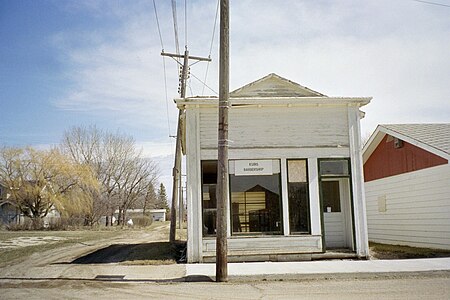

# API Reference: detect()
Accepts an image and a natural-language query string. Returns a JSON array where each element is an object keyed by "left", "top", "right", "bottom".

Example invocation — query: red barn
[{"left": 363, "top": 124, "right": 450, "bottom": 250}]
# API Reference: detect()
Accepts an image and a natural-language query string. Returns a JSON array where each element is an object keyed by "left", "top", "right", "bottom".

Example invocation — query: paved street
[{"left": 1, "top": 273, "right": 449, "bottom": 299}]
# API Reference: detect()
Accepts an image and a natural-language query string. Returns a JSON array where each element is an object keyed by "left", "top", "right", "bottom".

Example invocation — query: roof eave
[
  {"left": 363, "top": 125, "right": 450, "bottom": 163},
  {"left": 175, "top": 96, "right": 372, "bottom": 108}
]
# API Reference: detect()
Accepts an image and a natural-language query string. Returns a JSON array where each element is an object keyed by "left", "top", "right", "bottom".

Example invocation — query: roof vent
[{"left": 394, "top": 138, "right": 403, "bottom": 149}]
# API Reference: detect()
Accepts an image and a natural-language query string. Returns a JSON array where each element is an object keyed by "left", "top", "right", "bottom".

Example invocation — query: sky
[{"left": 1, "top": 0, "right": 449, "bottom": 195}]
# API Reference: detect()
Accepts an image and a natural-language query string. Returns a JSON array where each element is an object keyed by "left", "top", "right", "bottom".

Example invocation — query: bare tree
[
  {"left": 0, "top": 146, "right": 96, "bottom": 228},
  {"left": 115, "top": 156, "right": 159, "bottom": 226},
  {"left": 61, "top": 126, "right": 159, "bottom": 226}
]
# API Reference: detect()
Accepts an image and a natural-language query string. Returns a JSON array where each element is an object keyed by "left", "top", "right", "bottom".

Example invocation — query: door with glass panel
[{"left": 319, "top": 159, "right": 354, "bottom": 249}]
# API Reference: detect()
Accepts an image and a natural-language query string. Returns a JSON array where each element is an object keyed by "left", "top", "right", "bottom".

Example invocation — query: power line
[
  {"left": 190, "top": 71, "right": 218, "bottom": 95},
  {"left": 171, "top": 0, "right": 181, "bottom": 56},
  {"left": 185, "top": 0, "right": 188, "bottom": 48},
  {"left": 152, "top": 0, "right": 171, "bottom": 136},
  {"left": 411, "top": 0, "right": 450, "bottom": 7},
  {"left": 202, "top": 0, "right": 220, "bottom": 95},
  {"left": 162, "top": 57, "right": 172, "bottom": 136},
  {"left": 152, "top": 0, "right": 164, "bottom": 51}
]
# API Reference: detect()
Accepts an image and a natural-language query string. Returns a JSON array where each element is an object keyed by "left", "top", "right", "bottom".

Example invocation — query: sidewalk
[
  {"left": 186, "top": 258, "right": 450, "bottom": 277},
  {"left": 2, "top": 258, "right": 450, "bottom": 282}
]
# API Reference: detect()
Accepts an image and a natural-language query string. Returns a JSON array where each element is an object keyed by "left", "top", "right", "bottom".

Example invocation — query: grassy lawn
[{"left": 370, "top": 242, "right": 450, "bottom": 259}]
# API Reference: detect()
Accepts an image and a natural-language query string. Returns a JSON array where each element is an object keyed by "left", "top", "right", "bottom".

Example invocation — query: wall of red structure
[{"left": 364, "top": 135, "right": 448, "bottom": 182}]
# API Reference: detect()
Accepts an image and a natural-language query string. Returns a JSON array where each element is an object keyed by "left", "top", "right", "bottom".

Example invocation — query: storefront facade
[{"left": 177, "top": 74, "right": 371, "bottom": 263}]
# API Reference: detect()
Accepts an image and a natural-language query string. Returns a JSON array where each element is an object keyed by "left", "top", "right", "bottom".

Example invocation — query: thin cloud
[{"left": 49, "top": 0, "right": 449, "bottom": 146}]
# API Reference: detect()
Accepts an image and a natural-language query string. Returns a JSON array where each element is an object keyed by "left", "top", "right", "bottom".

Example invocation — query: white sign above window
[{"left": 234, "top": 160, "right": 274, "bottom": 176}]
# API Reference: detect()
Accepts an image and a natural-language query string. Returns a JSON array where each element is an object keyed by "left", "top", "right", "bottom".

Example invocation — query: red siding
[{"left": 364, "top": 135, "right": 448, "bottom": 182}]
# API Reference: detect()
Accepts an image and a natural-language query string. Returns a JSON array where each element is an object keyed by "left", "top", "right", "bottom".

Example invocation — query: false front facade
[{"left": 178, "top": 74, "right": 371, "bottom": 262}]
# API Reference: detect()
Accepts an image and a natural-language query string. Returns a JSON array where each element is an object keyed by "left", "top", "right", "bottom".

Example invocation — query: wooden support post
[{"left": 216, "top": 0, "right": 229, "bottom": 282}]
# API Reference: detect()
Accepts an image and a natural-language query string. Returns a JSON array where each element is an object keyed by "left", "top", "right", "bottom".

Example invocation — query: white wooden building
[
  {"left": 363, "top": 124, "right": 450, "bottom": 250},
  {"left": 177, "top": 74, "right": 371, "bottom": 262}
]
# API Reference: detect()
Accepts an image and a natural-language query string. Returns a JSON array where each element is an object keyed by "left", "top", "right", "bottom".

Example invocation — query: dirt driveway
[{"left": 0, "top": 223, "right": 186, "bottom": 280}]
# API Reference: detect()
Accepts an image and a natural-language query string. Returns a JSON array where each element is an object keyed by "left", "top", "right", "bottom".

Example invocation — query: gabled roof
[
  {"left": 176, "top": 73, "right": 371, "bottom": 107},
  {"left": 363, "top": 123, "right": 450, "bottom": 162},
  {"left": 230, "top": 73, "right": 325, "bottom": 98}
]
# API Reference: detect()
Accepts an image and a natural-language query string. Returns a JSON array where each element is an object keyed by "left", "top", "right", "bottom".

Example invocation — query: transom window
[{"left": 319, "top": 160, "right": 349, "bottom": 177}]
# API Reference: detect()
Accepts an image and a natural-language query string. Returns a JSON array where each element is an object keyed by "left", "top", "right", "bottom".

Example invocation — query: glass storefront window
[
  {"left": 230, "top": 160, "right": 282, "bottom": 235},
  {"left": 202, "top": 161, "right": 217, "bottom": 236},
  {"left": 287, "top": 160, "right": 310, "bottom": 234}
]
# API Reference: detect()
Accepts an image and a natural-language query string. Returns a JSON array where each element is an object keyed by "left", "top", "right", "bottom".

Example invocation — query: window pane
[
  {"left": 322, "top": 181, "right": 341, "bottom": 212},
  {"left": 202, "top": 161, "right": 217, "bottom": 236},
  {"left": 320, "top": 160, "right": 349, "bottom": 176},
  {"left": 230, "top": 173, "right": 281, "bottom": 235},
  {"left": 288, "top": 160, "right": 310, "bottom": 234}
]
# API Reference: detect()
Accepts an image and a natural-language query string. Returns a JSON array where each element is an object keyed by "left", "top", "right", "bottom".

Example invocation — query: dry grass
[
  {"left": 369, "top": 242, "right": 450, "bottom": 259},
  {"left": 0, "top": 229, "right": 128, "bottom": 267},
  {"left": 0, "top": 222, "right": 185, "bottom": 267}
]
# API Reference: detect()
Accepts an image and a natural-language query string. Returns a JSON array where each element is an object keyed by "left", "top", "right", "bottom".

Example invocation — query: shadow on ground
[{"left": 71, "top": 241, "right": 186, "bottom": 264}]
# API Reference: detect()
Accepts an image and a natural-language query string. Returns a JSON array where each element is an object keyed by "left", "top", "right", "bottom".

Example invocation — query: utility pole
[
  {"left": 216, "top": 0, "right": 229, "bottom": 282},
  {"left": 179, "top": 181, "right": 184, "bottom": 227},
  {"left": 162, "top": 50, "right": 210, "bottom": 243},
  {"left": 178, "top": 175, "right": 183, "bottom": 229}
]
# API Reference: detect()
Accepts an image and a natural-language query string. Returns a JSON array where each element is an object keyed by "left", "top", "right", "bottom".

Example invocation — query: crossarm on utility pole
[
  {"left": 166, "top": 49, "right": 211, "bottom": 243},
  {"left": 161, "top": 52, "right": 212, "bottom": 62}
]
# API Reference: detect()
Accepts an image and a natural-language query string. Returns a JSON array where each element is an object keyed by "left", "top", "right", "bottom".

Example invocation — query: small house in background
[
  {"left": 0, "top": 184, "right": 19, "bottom": 224},
  {"left": 117, "top": 208, "right": 167, "bottom": 222},
  {"left": 363, "top": 124, "right": 450, "bottom": 250},
  {"left": 177, "top": 73, "right": 372, "bottom": 263},
  {"left": 0, "top": 201, "right": 20, "bottom": 225},
  {"left": 149, "top": 209, "right": 166, "bottom": 222}
]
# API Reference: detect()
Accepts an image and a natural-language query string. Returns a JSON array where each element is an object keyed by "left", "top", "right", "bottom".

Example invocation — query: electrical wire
[
  {"left": 185, "top": 0, "right": 188, "bottom": 49},
  {"left": 162, "top": 57, "right": 172, "bottom": 136},
  {"left": 188, "top": 78, "right": 193, "bottom": 97},
  {"left": 202, "top": 0, "right": 220, "bottom": 95},
  {"left": 152, "top": 0, "right": 164, "bottom": 51},
  {"left": 411, "top": 0, "right": 450, "bottom": 7},
  {"left": 152, "top": 0, "right": 172, "bottom": 136},
  {"left": 171, "top": 0, "right": 181, "bottom": 57},
  {"left": 190, "top": 72, "right": 218, "bottom": 95}
]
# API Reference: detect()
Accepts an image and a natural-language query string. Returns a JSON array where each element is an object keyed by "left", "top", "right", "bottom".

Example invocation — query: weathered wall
[
  {"left": 199, "top": 106, "right": 349, "bottom": 150},
  {"left": 364, "top": 135, "right": 448, "bottom": 182},
  {"left": 365, "top": 164, "right": 450, "bottom": 250}
]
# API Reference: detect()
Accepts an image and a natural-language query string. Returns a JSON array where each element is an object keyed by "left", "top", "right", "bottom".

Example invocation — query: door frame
[{"left": 318, "top": 158, "right": 356, "bottom": 252}]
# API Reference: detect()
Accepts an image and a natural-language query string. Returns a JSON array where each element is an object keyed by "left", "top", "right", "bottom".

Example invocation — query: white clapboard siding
[
  {"left": 324, "top": 213, "right": 345, "bottom": 248},
  {"left": 202, "top": 236, "right": 322, "bottom": 257},
  {"left": 199, "top": 106, "right": 349, "bottom": 149},
  {"left": 365, "top": 164, "right": 450, "bottom": 250}
]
